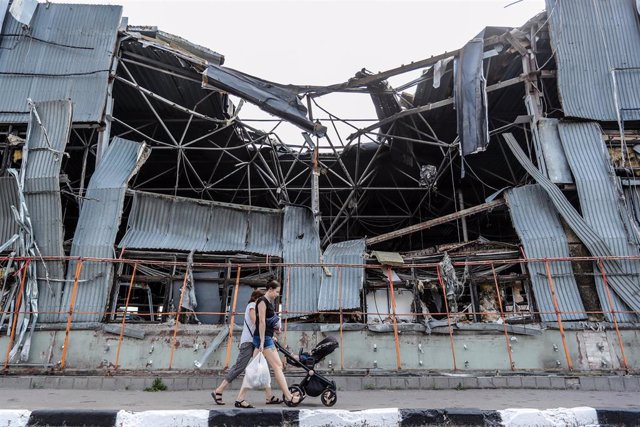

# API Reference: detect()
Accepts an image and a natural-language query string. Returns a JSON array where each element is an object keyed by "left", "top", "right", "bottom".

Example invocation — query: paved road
[{"left": 2, "top": 389, "right": 639, "bottom": 411}]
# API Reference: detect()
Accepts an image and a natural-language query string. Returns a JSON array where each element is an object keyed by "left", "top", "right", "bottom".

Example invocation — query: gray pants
[{"left": 224, "top": 342, "right": 255, "bottom": 383}]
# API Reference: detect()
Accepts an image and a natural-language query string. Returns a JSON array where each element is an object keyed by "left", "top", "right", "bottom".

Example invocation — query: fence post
[
  {"left": 544, "top": 260, "right": 573, "bottom": 370},
  {"left": 3, "top": 259, "right": 30, "bottom": 370},
  {"left": 436, "top": 264, "right": 458, "bottom": 370},
  {"left": 338, "top": 267, "right": 344, "bottom": 370},
  {"left": 169, "top": 264, "right": 191, "bottom": 370},
  {"left": 115, "top": 262, "right": 137, "bottom": 370},
  {"left": 224, "top": 266, "right": 241, "bottom": 369},
  {"left": 60, "top": 259, "right": 83, "bottom": 370},
  {"left": 283, "top": 267, "right": 291, "bottom": 348},
  {"left": 597, "top": 259, "right": 629, "bottom": 371},
  {"left": 491, "top": 263, "right": 515, "bottom": 370},
  {"left": 385, "top": 266, "right": 402, "bottom": 370}
]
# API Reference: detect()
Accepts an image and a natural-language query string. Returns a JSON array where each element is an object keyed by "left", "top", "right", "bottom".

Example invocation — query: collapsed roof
[{"left": 1, "top": 0, "right": 640, "bottom": 332}]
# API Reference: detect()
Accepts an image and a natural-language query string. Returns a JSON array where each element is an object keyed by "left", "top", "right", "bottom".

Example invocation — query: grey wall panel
[
  {"left": 0, "top": 4, "right": 121, "bottom": 124},
  {"left": 63, "top": 138, "right": 147, "bottom": 323},
  {"left": 282, "top": 206, "right": 322, "bottom": 319},
  {"left": 23, "top": 101, "right": 71, "bottom": 322},
  {"left": 246, "top": 211, "right": 283, "bottom": 257},
  {"left": 506, "top": 185, "right": 587, "bottom": 322},
  {"left": 546, "top": 0, "right": 640, "bottom": 121},
  {"left": 559, "top": 122, "right": 640, "bottom": 322},
  {"left": 204, "top": 206, "right": 247, "bottom": 253},
  {"left": 119, "top": 192, "right": 282, "bottom": 257},
  {"left": 318, "top": 239, "right": 366, "bottom": 312},
  {"left": 0, "top": 177, "right": 19, "bottom": 247},
  {"left": 167, "top": 201, "right": 211, "bottom": 251}
]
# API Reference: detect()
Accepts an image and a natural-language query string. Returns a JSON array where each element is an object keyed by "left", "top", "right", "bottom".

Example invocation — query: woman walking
[
  {"left": 234, "top": 280, "right": 300, "bottom": 408},
  {"left": 211, "top": 289, "right": 282, "bottom": 405}
]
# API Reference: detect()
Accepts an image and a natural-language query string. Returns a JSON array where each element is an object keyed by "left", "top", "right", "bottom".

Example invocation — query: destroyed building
[{"left": 0, "top": 0, "right": 639, "bottom": 372}]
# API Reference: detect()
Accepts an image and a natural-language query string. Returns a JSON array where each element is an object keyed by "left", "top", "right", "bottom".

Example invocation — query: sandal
[
  {"left": 266, "top": 396, "right": 283, "bottom": 405},
  {"left": 234, "top": 400, "right": 254, "bottom": 409},
  {"left": 283, "top": 394, "right": 300, "bottom": 408},
  {"left": 211, "top": 391, "right": 225, "bottom": 405}
]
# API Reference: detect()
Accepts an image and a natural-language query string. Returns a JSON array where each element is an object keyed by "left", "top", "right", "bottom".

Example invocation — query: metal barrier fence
[{"left": 1, "top": 255, "right": 638, "bottom": 372}]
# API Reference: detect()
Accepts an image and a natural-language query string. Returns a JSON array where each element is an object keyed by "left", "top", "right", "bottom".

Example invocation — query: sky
[{"left": 57, "top": 0, "right": 547, "bottom": 145}]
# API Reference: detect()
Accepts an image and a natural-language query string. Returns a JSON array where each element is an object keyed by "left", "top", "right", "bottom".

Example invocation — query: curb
[{"left": 1, "top": 407, "right": 639, "bottom": 426}]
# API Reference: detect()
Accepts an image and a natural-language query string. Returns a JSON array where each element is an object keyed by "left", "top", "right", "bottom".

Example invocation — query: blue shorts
[{"left": 253, "top": 335, "right": 275, "bottom": 350}]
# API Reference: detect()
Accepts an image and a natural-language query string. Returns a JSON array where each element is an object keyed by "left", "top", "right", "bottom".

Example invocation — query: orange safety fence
[{"left": 0, "top": 255, "right": 639, "bottom": 373}]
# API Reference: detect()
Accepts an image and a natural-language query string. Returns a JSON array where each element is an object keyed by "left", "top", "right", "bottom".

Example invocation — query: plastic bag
[{"left": 242, "top": 353, "right": 271, "bottom": 389}]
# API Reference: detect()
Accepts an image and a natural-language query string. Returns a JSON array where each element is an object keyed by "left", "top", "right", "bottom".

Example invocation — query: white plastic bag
[{"left": 242, "top": 353, "right": 271, "bottom": 389}]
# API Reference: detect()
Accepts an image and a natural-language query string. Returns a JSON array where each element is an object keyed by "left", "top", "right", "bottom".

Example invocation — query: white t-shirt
[{"left": 240, "top": 302, "right": 256, "bottom": 344}]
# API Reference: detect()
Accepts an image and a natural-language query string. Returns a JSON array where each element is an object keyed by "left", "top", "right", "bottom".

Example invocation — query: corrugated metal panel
[
  {"left": 0, "top": 177, "right": 19, "bottom": 247},
  {"left": 23, "top": 100, "right": 71, "bottom": 323},
  {"left": 504, "top": 133, "right": 640, "bottom": 319},
  {"left": 506, "top": 185, "right": 587, "bottom": 322},
  {"left": 203, "top": 206, "right": 247, "bottom": 253},
  {"left": 282, "top": 206, "right": 322, "bottom": 318},
  {"left": 624, "top": 186, "right": 640, "bottom": 226},
  {"left": 246, "top": 211, "right": 283, "bottom": 256},
  {"left": 62, "top": 137, "right": 147, "bottom": 322},
  {"left": 546, "top": 0, "right": 640, "bottom": 121},
  {"left": 318, "top": 239, "right": 366, "bottom": 311},
  {"left": 0, "top": 4, "right": 121, "bottom": 123},
  {"left": 559, "top": 122, "right": 640, "bottom": 322},
  {"left": 118, "top": 192, "right": 282, "bottom": 256},
  {"left": 536, "top": 118, "right": 573, "bottom": 184}
]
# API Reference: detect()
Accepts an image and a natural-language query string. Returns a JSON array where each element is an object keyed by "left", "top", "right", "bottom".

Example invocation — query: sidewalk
[{"left": 1, "top": 388, "right": 640, "bottom": 411}]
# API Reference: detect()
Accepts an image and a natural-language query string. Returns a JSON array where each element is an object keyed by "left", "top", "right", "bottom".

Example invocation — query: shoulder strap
[{"left": 245, "top": 318, "right": 255, "bottom": 336}]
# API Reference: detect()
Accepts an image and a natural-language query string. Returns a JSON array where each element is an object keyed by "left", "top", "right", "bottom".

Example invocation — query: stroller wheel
[
  {"left": 320, "top": 388, "right": 337, "bottom": 407},
  {"left": 286, "top": 384, "right": 305, "bottom": 406}
]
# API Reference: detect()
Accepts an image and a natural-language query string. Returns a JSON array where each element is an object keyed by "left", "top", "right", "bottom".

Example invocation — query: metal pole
[
  {"left": 224, "top": 266, "right": 242, "bottom": 369},
  {"left": 169, "top": 266, "right": 190, "bottom": 369},
  {"left": 338, "top": 267, "right": 344, "bottom": 370},
  {"left": 385, "top": 266, "right": 402, "bottom": 370},
  {"left": 60, "top": 260, "right": 83, "bottom": 370},
  {"left": 115, "top": 263, "right": 137, "bottom": 370},
  {"left": 491, "top": 263, "right": 515, "bottom": 370},
  {"left": 458, "top": 189, "right": 469, "bottom": 243},
  {"left": 436, "top": 264, "right": 458, "bottom": 370},
  {"left": 283, "top": 268, "right": 291, "bottom": 348},
  {"left": 544, "top": 260, "right": 573, "bottom": 370},
  {"left": 597, "top": 259, "right": 629, "bottom": 371},
  {"left": 3, "top": 260, "right": 30, "bottom": 370}
]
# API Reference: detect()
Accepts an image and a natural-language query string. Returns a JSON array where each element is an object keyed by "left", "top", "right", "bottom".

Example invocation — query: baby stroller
[{"left": 275, "top": 336, "right": 339, "bottom": 407}]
